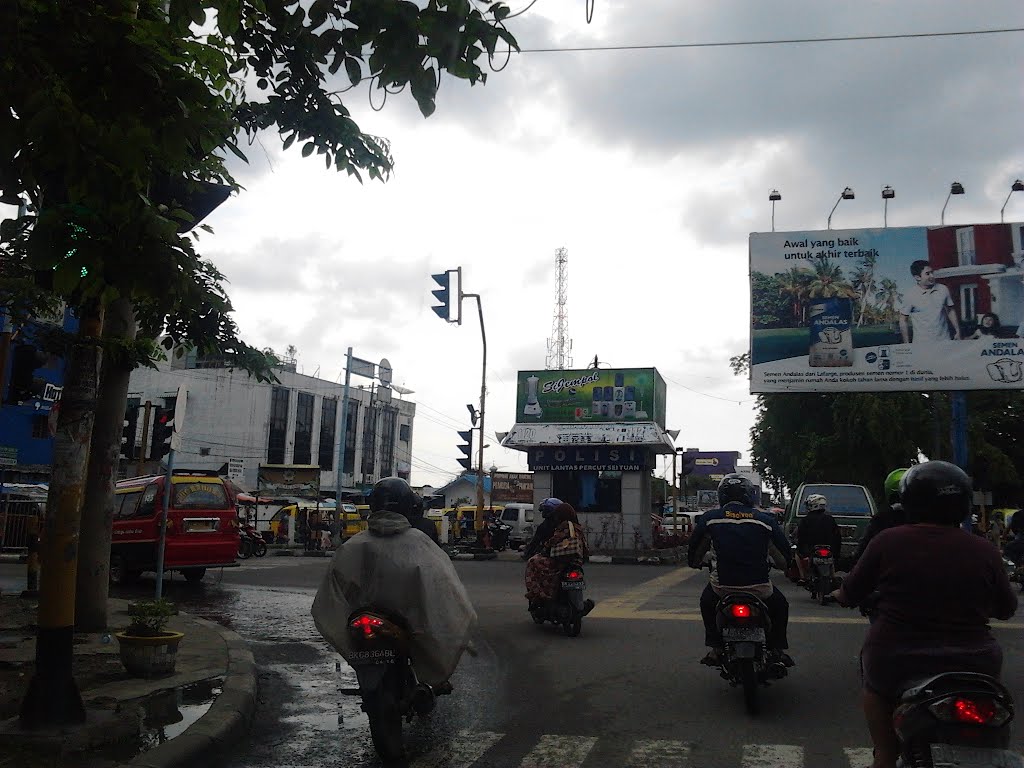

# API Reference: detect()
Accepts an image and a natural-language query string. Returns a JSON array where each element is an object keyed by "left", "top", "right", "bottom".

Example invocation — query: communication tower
[{"left": 545, "top": 247, "right": 573, "bottom": 370}]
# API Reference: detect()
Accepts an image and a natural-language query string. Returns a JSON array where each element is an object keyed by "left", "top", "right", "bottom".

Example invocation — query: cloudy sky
[{"left": 67, "top": 2, "right": 1024, "bottom": 486}]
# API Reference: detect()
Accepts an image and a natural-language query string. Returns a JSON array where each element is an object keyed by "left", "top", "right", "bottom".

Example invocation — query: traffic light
[
  {"left": 456, "top": 429, "right": 473, "bottom": 471},
  {"left": 150, "top": 407, "right": 174, "bottom": 460},
  {"left": 430, "top": 268, "right": 461, "bottom": 324},
  {"left": 5, "top": 344, "right": 48, "bottom": 404},
  {"left": 466, "top": 403, "right": 478, "bottom": 426},
  {"left": 681, "top": 453, "right": 696, "bottom": 477},
  {"left": 120, "top": 406, "right": 138, "bottom": 460}
]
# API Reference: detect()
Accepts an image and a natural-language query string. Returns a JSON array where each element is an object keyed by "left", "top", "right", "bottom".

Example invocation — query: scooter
[
  {"left": 486, "top": 519, "right": 512, "bottom": 551},
  {"left": 529, "top": 565, "right": 590, "bottom": 637},
  {"left": 807, "top": 544, "right": 835, "bottom": 606},
  {"left": 893, "top": 672, "right": 1022, "bottom": 767},
  {"left": 710, "top": 591, "right": 787, "bottom": 715},
  {"left": 238, "top": 522, "right": 267, "bottom": 558},
  {"left": 340, "top": 608, "right": 452, "bottom": 763}
]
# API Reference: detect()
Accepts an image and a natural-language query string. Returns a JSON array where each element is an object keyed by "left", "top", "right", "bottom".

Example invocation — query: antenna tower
[{"left": 545, "top": 247, "right": 573, "bottom": 370}]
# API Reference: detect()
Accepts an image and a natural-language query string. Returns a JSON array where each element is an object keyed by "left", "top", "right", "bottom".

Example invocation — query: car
[
  {"left": 497, "top": 503, "right": 535, "bottom": 546},
  {"left": 783, "top": 483, "right": 878, "bottom": 569}
]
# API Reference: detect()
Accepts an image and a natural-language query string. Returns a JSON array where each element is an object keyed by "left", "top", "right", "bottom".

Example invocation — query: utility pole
[{"left": 337, "top": 347, "right": 353, "bottom": 496}]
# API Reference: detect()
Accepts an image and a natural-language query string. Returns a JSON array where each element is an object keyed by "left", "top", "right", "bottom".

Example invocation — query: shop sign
[
  {"left": 527, "top": 446, "right": 651, "bottom": 472},
  {"left": 502, "top": 422, "right": 673, "bottom": 448},
  {"left": 491, "top": 472, "right": 533, "bottom": 503}
]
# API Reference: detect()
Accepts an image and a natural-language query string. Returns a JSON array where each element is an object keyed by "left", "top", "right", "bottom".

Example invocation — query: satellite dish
[{"left": 378, "top": 358, "right": 393, "bottom": 387}]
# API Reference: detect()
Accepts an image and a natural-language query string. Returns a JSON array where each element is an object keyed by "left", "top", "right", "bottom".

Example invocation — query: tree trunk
[
  {"left": 20, "top": 303, "right": 104, "bottom": 727},
  {"left": 75, "top": 298, "right": 136, "bottom": 631}
]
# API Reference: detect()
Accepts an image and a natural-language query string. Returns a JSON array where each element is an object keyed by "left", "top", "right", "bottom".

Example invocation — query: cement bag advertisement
[
  {"left": 749, "top": 222, "right": 1024, "bottom": 392},
  {"left": 515, "top": 368, "right": 667, "bottom": 426}
]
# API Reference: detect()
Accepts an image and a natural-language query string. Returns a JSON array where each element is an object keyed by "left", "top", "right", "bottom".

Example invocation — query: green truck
[{"left": 783, "top": 483, "right": 878, "bottom": 569}]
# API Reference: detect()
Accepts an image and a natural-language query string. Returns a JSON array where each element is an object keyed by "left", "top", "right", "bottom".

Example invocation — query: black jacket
[
  {"left": 853, "top": 503, "right": 907, "bottom": 562},
  {"left": 796, "top": 511, "right": 842, "bottom": 556},
  {"left": 410, "top": 516, "right": 440, "bottom": 545},
  {"left": 522, "top": 516, "right": 558, "bottom": 559}
]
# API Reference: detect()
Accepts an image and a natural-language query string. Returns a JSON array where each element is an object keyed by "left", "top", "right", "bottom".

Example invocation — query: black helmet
[
  {"left": 718, "top": 473, "right": 755, "bottom": 506},
  {"left": 899, "top": 460, "right": 972, "bottom": 526},
  {"left": 368, "top": 477, "right": 416, "bottom": 518}
]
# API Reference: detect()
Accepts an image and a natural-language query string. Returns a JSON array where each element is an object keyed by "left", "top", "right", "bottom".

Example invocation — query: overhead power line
[{"left": 517, "top": 26, "right": 1024, "bottom": 54}]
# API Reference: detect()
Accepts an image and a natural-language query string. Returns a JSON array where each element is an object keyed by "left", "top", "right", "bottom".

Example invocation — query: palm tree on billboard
[
  {"left": 807, "top": 257, "right": 858, "bottom": 299},
  {"left": 851, "top": 252, "right": 879, "bottom": 327}
]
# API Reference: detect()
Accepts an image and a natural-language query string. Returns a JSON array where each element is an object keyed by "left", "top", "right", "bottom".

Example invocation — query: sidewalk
[{"left": 0, "top": 594, "right": 256, "bottom": 768}]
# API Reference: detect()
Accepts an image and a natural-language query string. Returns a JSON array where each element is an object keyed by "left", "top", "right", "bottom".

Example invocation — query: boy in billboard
[{"left": 898, "top": 261, "right": 961, "bottom": 344}]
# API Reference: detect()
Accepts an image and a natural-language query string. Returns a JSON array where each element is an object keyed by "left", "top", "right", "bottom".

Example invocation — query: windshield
[{"left": 798, "top": 485, "right": 873, "bottom": 516}]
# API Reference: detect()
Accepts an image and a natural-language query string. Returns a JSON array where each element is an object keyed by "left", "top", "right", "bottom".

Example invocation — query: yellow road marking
[{"left": 588, "top": 567, "right": 699, "bottom": 618}]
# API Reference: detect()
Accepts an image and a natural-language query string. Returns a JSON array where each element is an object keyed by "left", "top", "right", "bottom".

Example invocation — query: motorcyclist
[
  {"left": 404, "top": 493, "right": 440, "bottom": 545},
  {"left": 834, "top": 461, "right": 1017, "bottom": 768},
  {"left": 688, "top": 474, "right": 795, "bottom": 668},
  {"left": 853, "top": 468, "right": 909, "bottom": 563},
  {"left": 311, "top": 477, "right": 476, "bottom": 693},
  {"left": 795, "top": 494, "right": 842, "bottom": 584},
  {"left": 521, "top": 497, "right": 563, "bottom": 560}
]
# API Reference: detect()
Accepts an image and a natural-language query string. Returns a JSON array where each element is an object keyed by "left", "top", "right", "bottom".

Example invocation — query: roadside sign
[
  {"left": 0, "top": 446, "right": 17, "bottom": 467},
  {"left": 228, "top": 458, "right": 244, "bottom": 482}
]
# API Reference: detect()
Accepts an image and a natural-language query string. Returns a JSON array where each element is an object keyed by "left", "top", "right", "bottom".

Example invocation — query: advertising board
[
  {"left": 749, "top": 222, "right": 1024, "bottom": 392},
  {"left": 515, "top": 368, "right": 666, "bottom": 426},
  {"left": 684, "top": 451, "right": 739, "bottom": 478},
  {"left": 491, "top": 472, "right": 534, "bottom": 503},
  {"left": 257, "top": 464, "right": 321, "bottom": 498}
]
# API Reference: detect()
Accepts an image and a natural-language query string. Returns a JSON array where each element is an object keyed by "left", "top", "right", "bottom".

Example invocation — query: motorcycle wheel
[
  {"left": 365, "top": 684, "right": 405, "bottom": 763},
  {"left": 565, "top": 617, "right": 582, "bottom": 637},
  {"left": 739, "top": 658, "right": 759, "bottom": 715},
  {"left": 238, "top": 538, "right": 252, "bottom": 559},
  {"left": 531, "top": 609, "right": 545, "bottom": 625},
  {"left": 253, "top": 539, "right": 268, "bottom": 557},
  {"left": 818, "top": 576, "right": 829, "bottom": 606}
]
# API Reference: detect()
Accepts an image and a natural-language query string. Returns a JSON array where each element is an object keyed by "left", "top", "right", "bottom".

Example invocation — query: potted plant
[{"left": 115, "top": 598, "right": 184, "bottom": 678}]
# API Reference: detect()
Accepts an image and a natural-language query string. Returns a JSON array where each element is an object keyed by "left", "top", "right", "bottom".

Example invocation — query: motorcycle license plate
[
  {"left": 347, "top": 648, "right": 397, "bottom": 666},
  {"left": 929, "top": 744, "right": 1024, "bottom": 768},
  {"left": 561, "top": 581, "right": 585, "bottom": 590},
  {"left": 722, "top": 626, "right": 765, "bottom": 643},
  {"left": 812, "top": 556, "right": 831, "bottom": 564}
]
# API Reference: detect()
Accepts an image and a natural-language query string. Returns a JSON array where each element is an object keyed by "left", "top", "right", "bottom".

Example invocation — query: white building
[{"left": 125, "top": 354, "right": 416, "bottom": 494}]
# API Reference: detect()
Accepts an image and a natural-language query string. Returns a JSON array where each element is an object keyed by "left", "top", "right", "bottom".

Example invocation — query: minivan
[
  {"left": 499, "top": 503, "right": 535, "bottom": 547},
  {"left": 111, "top": 471, "right": 240, "bottom": 584},
  {"left": 783, "top": 483, "right": 877, "bottom": 568}
]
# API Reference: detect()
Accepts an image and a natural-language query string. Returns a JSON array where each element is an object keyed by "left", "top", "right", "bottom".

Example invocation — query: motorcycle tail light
[
  {"left": 730, "top": 604, "right": 752, "bottom": 618},
  {"left": 349, "top": 614, "right": 386, "bottom": 639},
  {"left": 565, "top": 570, "right": 582, "bottom": 580},
  {"left": 928, "top": 696, "right": 1012, "bottom": 727},
  {"left": 816, "top": 547, "right": 831, "bottom": 557}
]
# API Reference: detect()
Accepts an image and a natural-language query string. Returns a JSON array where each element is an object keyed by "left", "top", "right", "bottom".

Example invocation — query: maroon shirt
[{"left": 840, "top": 524, "right": 1017, "bottom": 649}]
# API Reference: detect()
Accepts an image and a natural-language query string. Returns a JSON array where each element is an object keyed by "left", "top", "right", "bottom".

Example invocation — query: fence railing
[{"left": 0, "top": 498, "right": 45, "bottom": 551}]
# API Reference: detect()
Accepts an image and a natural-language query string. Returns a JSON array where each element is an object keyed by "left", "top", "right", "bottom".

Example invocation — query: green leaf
[
  {"left": 302, "top": 142, "right": 315, "bottom": 157},
  {"left": 282, "top": 133, "right": 296, "bottom": 150},
  {"left": 345, "top": 58, "right": 362, "bottom": 87}
]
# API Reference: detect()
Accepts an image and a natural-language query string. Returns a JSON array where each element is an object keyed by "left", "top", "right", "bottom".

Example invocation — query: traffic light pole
[
  {"left": 155, "top": 447, "right": 175, "bottom": 600},
  {"left": 336, "top": 347, "right": 353, "bottom": 497},
  {"left": 463, "top": 293, "right": 487, "bottom": 528}
]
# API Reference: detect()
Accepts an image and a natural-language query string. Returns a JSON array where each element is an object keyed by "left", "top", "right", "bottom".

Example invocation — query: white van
[{"left": 499, "top": 503, "right": 536, "bottom": 546}]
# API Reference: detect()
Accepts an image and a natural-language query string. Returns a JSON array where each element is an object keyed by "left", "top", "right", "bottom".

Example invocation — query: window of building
[
  {"left": 960, "top": 284, "right": 978, "bottom": 324},
  {"left": 956, "top": 227, "right": 976, "bottom": 266},
  {"left": 380, "top": 407, "right": 398, "bottom": 478},
  {"left": 293, "top": 392, "right": 314, "bottom": 465},
  {"left": 361, "top": 406, "right": 378, "bottom": 477},
  {"left": 399, "top": 423, "right": 411, "bottom": 443},
  {"left": 319, "top": 398, "right": 337, "bottom": 471},
  {"left": 344, "top": 400, "right": 359, "bottom": 475},
  {"left": 267, "top": 387, "right": 290, "bottom": 464}
]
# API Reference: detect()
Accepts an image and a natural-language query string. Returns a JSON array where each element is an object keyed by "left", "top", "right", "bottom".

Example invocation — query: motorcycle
[
  {"left": 711, "top": 591, "right": 787, "bottom": 715},
  {"left": 893, "top": 671, "right": 1022, "bottom": 767},
  {"left": 807, "top": 544, "right": 835, "bottom": 606},
  {"left": 237, "top": 522, "right": 267, "bottom": 558},
  {"left": 486, "top": 519, "right": 512, "bottom": 551},
  {"left": 340, "top": 609, "right": 452, "bottom": 763},
  {"left": 529, "top": 565, "right": 589, "bottom": 637}
]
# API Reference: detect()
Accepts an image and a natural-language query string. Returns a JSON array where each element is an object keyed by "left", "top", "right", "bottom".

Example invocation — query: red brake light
[
  {"left": 349, "top": 614, "right": 385, "bottom": 638},
  {"left": 928, "top": 696, "right": 1011, "bottom": 727},
  {"left": 730, "top": 604, "right": 752, "bottom": 618},
  {"left": 816, "top": 547, "right": 831, "bottom": 557},
  {"left": 566, "top": 570, "right": 581, "bottom": 580}
]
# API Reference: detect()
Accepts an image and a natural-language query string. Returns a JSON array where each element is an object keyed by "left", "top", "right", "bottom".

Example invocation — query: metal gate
[{"left": 0, "top": 496, "right": 45, "bottom": 552}]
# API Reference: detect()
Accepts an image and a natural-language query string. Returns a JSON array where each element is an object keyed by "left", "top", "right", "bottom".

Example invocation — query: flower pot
[{"left": 115, "top": 631, "right": 185, "bottom": 678}]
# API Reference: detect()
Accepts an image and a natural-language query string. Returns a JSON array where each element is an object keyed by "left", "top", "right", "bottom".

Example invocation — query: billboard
[
  {"left": 491, "top": 472, "right": 534, "bottom": 503},
  {"left": 684, "top": 451, "right": 739, "bottom": 478},
  {"left": 257, "top": 464, "right": 321, "bottom": 498},
  {"left": 749, "top": 223, "right": 1024, "bottom": 392},
  {"left": 515, "top": 368, "right": 667, "bottom": 427}
]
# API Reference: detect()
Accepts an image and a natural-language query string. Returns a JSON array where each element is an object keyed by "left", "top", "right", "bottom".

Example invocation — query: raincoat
[{"left": 311, "top": 511, "right": 476, "bottom": 686}]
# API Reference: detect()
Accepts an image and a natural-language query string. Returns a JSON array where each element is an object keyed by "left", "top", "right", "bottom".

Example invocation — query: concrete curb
[
  {"left": 119, "top": 616, "right": 257, "bottom": 768},
  {"left": 452, "top": 552, "right": 498, "bottom": 561}
]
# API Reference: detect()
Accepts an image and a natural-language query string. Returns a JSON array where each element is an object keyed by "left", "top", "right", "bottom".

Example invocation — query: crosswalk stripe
[
  {"left": 843, "top": 747, "right": 874, "bottom": 767},
  {"left": 415, "top": 730, "right": 504, "bottom": 768},
  {"left": 519, "top": 734, "right": 598, "bottom": 767},
  {"left": 741, "top": 743, "right": 804, "bottom": 768},
  {"left": 626, "top": 738, "right": 692, "bottom": 767}
]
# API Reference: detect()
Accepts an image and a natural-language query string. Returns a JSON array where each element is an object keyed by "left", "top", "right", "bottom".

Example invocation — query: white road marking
[
  {"left": 843, "top": 747, "right": 875, "bottom": 767},
  {"left": 519, "top": 734, "right": 598, "bottom": 767},
  {"left": 417, "top": 730, "right": 505, "bottom": 768},
  {"left": 741, "top": 743, "right": 804, "bottom": 767},
  {"left": 626, "top": 738, "right": 692, "bottom": 767}
]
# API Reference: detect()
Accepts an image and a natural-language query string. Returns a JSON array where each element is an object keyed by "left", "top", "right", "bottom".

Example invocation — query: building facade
[{"left": 126, "top": 356, "right": 416, "bottom": 494}]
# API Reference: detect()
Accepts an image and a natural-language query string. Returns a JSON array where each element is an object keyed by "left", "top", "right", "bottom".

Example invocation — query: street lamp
[
  {"left": 1000, "top": 179, "right": 1024, "bottom": 224},
  {"left": 769, "top": 189, "right": 781, "bottom": 232},
  {"left": 827, "top": 187, "right": 855, "bottom": 230},
  {"left": 881, "top": 185, "right": 895, "bottom": 228},
  {"left": 940, "top": 181, "right": 965, "bottom": 226}
]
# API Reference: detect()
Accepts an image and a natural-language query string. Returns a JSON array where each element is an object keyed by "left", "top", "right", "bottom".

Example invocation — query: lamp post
[
  {"left": 1000, "top": 179, "right": 1024, "bottom": 224},
  {"left": 940, "top": 181, "right": 964, "bottom": 226},
  {"left": 769, "top": 189, "right": 781, "bottom": 232},
  {"left": 827, "top": 187, "right": 855, "bottom": 230},
  {"left": 882, "top": 185, "right": 895, "bottom": 228}
]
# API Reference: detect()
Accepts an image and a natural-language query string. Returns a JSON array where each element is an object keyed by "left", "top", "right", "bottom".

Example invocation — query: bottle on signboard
[{"left": 524, "top": 375, "right": 543, "bottom": 417}]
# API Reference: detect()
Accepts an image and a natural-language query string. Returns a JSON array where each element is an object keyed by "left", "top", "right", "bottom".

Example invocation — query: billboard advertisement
[
  {"left": 749, "top": 222, "right": 1024, "bottom": 392},
  {"left": 684, "top": 451, "right": 739, "bottom": 478},
  {"left": 515, "top": 368, "right": 667, "bottom": 427}
]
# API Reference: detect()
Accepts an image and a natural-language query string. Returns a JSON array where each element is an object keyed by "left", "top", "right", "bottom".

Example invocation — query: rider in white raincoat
[{"left": 311, "top": 477, "right": 476, "bottom": 687}]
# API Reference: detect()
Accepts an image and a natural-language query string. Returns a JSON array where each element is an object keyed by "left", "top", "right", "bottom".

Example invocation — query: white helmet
[{"left": 806, "top": 494, "right": 829, "bottom": 513}]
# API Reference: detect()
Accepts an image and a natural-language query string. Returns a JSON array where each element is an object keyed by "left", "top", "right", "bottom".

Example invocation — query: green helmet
[{"left": 884, "top": 468, "right": 909, "bottom": 504}]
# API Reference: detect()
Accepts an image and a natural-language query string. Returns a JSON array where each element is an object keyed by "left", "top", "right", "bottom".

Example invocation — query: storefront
[{"left": 499, "top": 368, "right": 677, "bottom": 551}]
